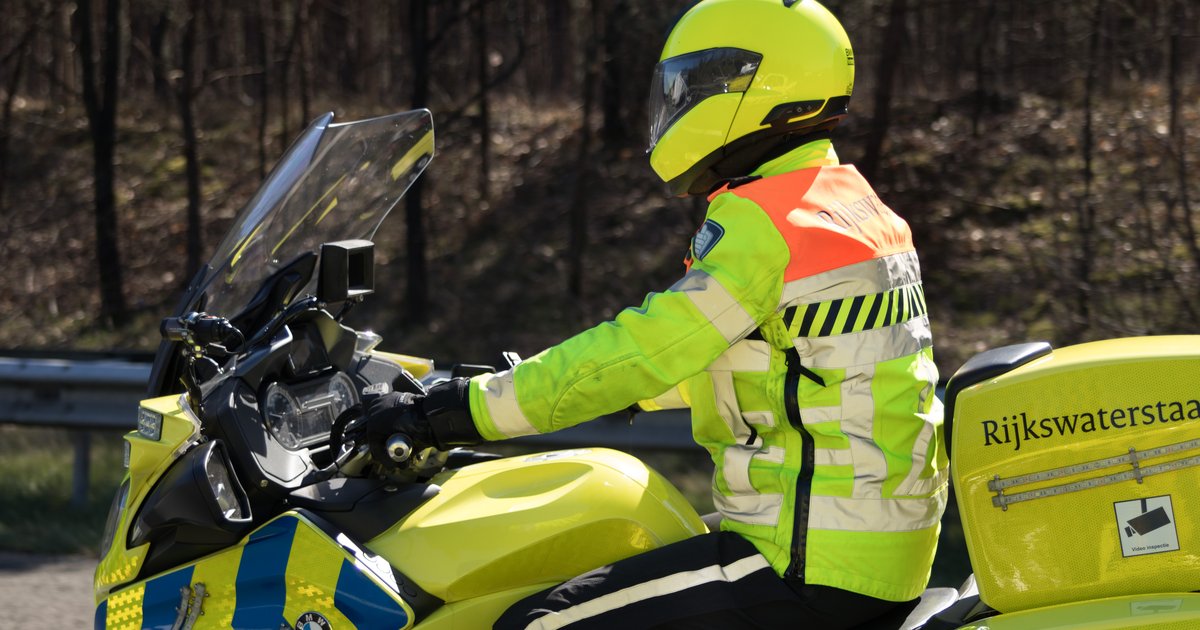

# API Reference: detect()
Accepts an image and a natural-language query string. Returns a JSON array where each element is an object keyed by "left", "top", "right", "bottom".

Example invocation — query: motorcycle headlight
[
  {"left": 128, "top": 441, "right": 252, "bottom": 549},
  {"left": 205, "top": 446, "right": 247, "bottom": 521},
  {"left": 99, "top": 478, "right": 130, "bottom": 558}
]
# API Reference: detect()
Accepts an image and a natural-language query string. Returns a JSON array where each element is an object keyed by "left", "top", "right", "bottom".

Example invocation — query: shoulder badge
[{"left": 692, "top": 220, "right": 725, "bottom": 262}]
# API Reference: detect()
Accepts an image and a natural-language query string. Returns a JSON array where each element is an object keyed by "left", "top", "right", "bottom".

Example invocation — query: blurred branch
[
  {"left": 438, "top": 36, "right": 530, "bottom": 130},
  {"left": 427, "top": 0, "right": 486, "bottom": 52}
]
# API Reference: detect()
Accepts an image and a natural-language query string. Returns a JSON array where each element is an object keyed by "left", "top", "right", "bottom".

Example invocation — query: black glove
[{"left": 364, "top": 378, "right": 484, "bottom": 459}]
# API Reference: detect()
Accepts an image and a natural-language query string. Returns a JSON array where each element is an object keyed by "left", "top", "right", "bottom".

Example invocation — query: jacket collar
[
  {"left": 751, "top": 139, "right": 840, "bottom": 178},
  {"left": 707, "top": 140, "right": 840, "bottom": 201}
]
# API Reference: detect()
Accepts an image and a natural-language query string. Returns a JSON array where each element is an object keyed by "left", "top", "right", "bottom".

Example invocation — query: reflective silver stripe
[
  {"left": 723, "top": 444, "right": 760, "bottom": 494},
  {"left": 643, "top": 385, "right": 689, "bottom": 411},
  {"left": 896, "top": 352, "right": 944, "bottom": 495},
  {"left": 709, "top": 371, "right": 748, "bottom": 441},
  {"left": 895, "top": 399, "right": 947, "bottom": 497},
  {"left": 477, "top": 370, "right": 538, "bottom": 438},
  {"left": 741, "top": 410, "right": 775, "bottom": 428},
  {"left": 807, "top": 488, "right": 947, "bottom": 533},
  {"left": 670, "top": 270, "right": 757, "bottom": 344},
  {"left": 815, "top": 448, "right": 853, "bottom": 467},
  {"left": 526, "top": 554, "right": 772, "bottom": 630},
  {"left": 723, "top": 444, "right": 786, "bottom": 495},
  {"left": 841, "top": 364, "right": 886, "bottom": 499},
  {"left": 713, "top": 491, "right": 783, "bottom": 526},
  {"left": 754, "top": 445, "right": 785, "bottom": 464},
  {"left": 707, "top": 339, "right": 772, "bottom": 372},
  {"left": 792, "top": 315, "right": 932, "bottom": 369},
  {"left": 779, "top": 251, "right": 921, "bottom": 306},
  {"left": 797, "top": 407, "right": 840, "bottom": 423}
]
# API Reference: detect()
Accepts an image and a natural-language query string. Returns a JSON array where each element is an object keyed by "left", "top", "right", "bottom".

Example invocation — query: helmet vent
[
  {"left": 782, "top": 0, "right": 801, "bottom": 7},
  {"left": 761, "top": 99, "right": 825, "bottom": 126}
]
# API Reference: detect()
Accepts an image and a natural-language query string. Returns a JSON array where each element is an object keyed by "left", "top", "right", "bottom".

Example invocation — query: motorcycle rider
[{"left": 366, "top": 0, "right": 947, "bottom": 627}]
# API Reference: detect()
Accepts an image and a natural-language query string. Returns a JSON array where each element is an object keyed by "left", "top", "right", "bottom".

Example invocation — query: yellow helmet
[{"left": 648, "top": 0, "right": 854, "bottom": 196}]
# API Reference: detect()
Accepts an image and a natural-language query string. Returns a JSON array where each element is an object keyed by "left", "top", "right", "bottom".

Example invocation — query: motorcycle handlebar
[
  {"left": 161, "top": 312, "right": 243, "bottom": 350},
  {"left": 385, "top": 434, "right": 414, "bottom": 463}
]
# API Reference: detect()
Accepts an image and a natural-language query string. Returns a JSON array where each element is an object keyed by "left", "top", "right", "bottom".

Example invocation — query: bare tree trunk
[
  {"left": 546, "top": 0, "right": 569, "bottom": 95},
  {"left": 860, "top": 0, "right": 907, "bottom": 181},
  {"left": 274, "top": 0, "right": 292, "bottom": 147},
  {"left": 178, "top": 0, "right": 204, "bottom": 281},
  {"left": 971, "top": 0, "right": 999, "bottom": 137},
  {"left": 252, "top": 0, "right": 270, "bottom": 179},
  {"left": 1168, "top": 0, "right": 1198, "bottom": 270},
  {"left": 1073, "top": 0, "right": 1106, "bottom": 341},
  {"left": 297, "top": 0, "right": 311, "bottom": 122},
  {"left": 1, "top": 14, "right": 38, "bottom": 211},
  {"left": 404, "top": 0, "right": 430, "bottom": 325},
  {"left": 600, "top": 0, "right": 625, "bottom": 147},
  {"left": 75, "top": 0, "right": 127, "bottom": 324},
  {"left": 474, "top": 0, "right": 490, "bottom": 203},
  {"left": 568, "top": 0, "right": 601, "bottom": 299},
  {"left": 149, "top": 7, "right": 169, "bottom": 102}
]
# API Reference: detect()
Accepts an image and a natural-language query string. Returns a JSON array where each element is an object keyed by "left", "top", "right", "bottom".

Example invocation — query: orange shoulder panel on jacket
[{"left": 723, "top": 165, "right": 914, "bottom": 282}]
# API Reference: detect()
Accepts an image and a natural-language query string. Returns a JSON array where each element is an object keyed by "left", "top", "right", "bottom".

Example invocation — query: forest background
[
  {"left": 0, "top": 0, "right": 1196, "bottom": 569},
  {"left": 0, "top": 0, "right": 1197, "bottom": 368}
]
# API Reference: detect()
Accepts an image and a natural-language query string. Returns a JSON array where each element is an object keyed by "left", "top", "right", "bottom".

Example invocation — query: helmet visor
[{"left": 648, "top": 48, "right": 762, "bottom": 150}]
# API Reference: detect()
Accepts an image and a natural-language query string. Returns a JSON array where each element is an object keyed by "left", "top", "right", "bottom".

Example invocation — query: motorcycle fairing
[
  {"left": 96, "top": 395, "right": 201, "bottom": 599},
  {"left": 95, "top": 511, "right": 416, "bottom": 630}
]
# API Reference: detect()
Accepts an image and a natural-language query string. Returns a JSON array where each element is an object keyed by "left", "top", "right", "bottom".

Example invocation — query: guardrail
[{"left": 0, "top": 354, "right": 699, "bottom": 507}]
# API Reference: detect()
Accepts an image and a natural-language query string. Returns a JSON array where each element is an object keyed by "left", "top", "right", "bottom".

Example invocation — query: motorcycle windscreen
[{"left": 196, "top": 110, "right": 435, "bottom": 318}]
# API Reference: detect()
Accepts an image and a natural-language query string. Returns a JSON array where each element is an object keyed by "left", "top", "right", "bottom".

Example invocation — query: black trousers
[{"left": 494, "top": 531, "right": 907, "bottom": 630}]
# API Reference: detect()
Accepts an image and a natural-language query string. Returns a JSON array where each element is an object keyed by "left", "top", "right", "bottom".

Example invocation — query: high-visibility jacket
[{"left": 467, "top": 140, "right": 948, "bottom": 602}]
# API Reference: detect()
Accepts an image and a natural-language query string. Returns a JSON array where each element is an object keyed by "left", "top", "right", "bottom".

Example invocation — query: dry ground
[{"left": 0, "top": 552, "right": 95, "bottom": 628}]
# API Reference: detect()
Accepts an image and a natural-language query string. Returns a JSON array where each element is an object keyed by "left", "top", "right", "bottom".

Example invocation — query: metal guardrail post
[{"left": 72, "top": 431, "right": 91, "bottom": 508}]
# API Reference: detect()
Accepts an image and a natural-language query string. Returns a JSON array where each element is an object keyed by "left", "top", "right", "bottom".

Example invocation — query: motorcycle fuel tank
[{"left": 366, "top": 447, "right": 707, "bottom": 603}]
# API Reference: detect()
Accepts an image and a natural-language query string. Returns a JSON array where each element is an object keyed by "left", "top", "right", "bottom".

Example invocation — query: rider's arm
[{"left": 468, "top": 193, "right": 788, "bottom": 440}]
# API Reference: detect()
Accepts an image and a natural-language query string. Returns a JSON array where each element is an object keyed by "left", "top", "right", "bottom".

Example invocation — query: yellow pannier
[{"left": 946, "top": 336, "right": 1200, "bottom": 613}]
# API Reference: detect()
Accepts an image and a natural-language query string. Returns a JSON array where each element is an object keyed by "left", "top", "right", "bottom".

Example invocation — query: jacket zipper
[{"left": 784, "top": 348, "right": 815, "bottom": 580}]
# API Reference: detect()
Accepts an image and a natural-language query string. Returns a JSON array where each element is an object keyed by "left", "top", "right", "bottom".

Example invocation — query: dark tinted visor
[{"left": 648, "top": 47, "right": 762, "bottom": 149}]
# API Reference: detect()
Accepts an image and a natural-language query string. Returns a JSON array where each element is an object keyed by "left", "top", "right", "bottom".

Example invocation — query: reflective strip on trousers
[{"left": 524, "top": 554, "right": 772, "bottom": 630}]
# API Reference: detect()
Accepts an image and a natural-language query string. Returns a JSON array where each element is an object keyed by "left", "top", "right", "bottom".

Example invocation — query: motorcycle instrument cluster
[{"left": 263, "top": 372, "right": 358, "bottom": 450}]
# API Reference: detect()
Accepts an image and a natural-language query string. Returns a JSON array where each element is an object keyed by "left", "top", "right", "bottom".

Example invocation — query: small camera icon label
[{"left": 1114, "top": 495, "right": 1179, "bottom": 558}]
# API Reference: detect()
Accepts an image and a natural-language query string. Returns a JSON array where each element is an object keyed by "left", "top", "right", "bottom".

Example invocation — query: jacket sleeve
[{"left": 468, "top": 194, "right": 789, "bottom": 440}]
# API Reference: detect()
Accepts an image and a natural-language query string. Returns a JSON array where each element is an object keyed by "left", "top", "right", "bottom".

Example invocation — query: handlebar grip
[
  {"left": 161, "top": 317, "right": 189, "bottom": 342},
  {"left": 386, "top": 434, "right": 414, "bottom": 463}
]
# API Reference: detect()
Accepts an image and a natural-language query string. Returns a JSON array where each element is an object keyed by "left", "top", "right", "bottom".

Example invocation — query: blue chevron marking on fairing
[
  {"left": 140, "top": 565, "right": 195, "bottom": 629},
  {"left": 94, "top": 599, "right": 107, "bottom": 630},
  {"left": 335, "top": 558, "right": 409, "bottom": 629},
  {"left": 232, "top": 516, "right": 299, "bottom": 629}
]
